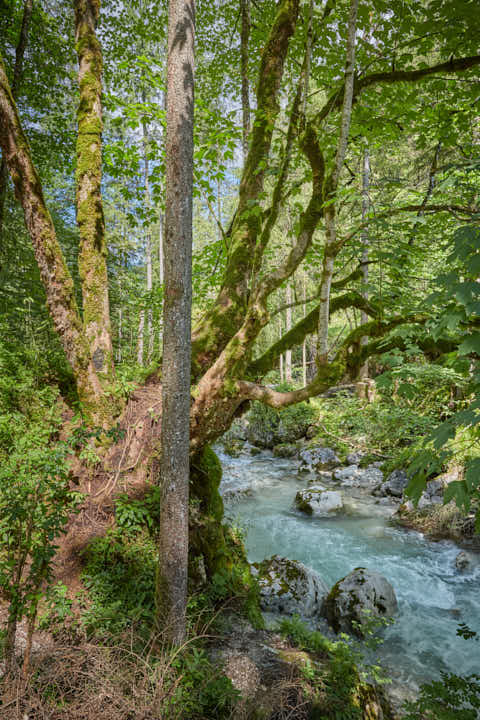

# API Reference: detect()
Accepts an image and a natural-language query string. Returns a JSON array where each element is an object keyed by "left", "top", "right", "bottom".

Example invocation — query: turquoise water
[{"left": 218, "top": 447, "right": 480, "bottom": 688}]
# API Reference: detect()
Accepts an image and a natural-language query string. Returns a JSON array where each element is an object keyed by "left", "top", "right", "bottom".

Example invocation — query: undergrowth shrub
[{"left": 278, "top": 615, "right": 393, "bottom": 719}]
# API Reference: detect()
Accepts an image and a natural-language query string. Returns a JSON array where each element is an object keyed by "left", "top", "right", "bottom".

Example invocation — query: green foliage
[
  {"left": 0, "top": 424, "right": 82, "bottom": 664},
  {"left": 115, "top": 486, "right": 162, "bottom": 535},
  {"left": 400, "top": 225, "right": 480, "bottom": 520},
  {"left": 39, "top": 582, "right": 75, "bottom": 632},
  {"left": 376, "top": 363, "right": 467, "bottom": 418},
  {"left": 311, "top": 393, "right": 433, "bottom": 467},
  {"left": 402, "top": 673, "right": 480, "bottom": 720},
  {"left": 168, "top": 647, "right": 240, "bottom": 719},
  {"left": 278, "top": 616, "right": 391, "bottom": 720},
  {"left": 80, "top": 531, "right": 157, "bottom": 639}
]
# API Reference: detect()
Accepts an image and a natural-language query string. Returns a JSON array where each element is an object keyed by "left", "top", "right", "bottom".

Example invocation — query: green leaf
[
  {"left": 458, "top": 333, "right": 480, "bottom": 356},
  {"left": 465, "top": 459, "right": 480, "bottom": 492}
]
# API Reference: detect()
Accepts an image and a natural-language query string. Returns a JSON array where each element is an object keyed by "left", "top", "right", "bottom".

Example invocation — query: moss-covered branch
[
  {"left": 191, "top": 0, "right": 300, "bottom": 375},
  {"left": 346, "top": 330, "right": 458, "bottom": 378},
  {"left": 248, "top": 290, "right": 380, "bottom": 377}
]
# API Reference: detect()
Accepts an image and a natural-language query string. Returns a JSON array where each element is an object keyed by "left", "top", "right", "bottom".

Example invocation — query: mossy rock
[
  {"left": 295, "top": 488, "right": 343, "bottom": 516},
  {"left": 325, "top": 568, "right": 398, "bottom": 637},
  {"left": 253, "top": 555, "right": 328, "bottom": 617},
  {"left": 272, "top": 442, "right": 298, "bottom": 458}
]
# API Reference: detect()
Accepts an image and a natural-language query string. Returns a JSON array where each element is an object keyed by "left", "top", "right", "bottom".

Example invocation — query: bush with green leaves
[
  {"left": 0, "top": 432, "right": 82, "bottom": 671},
  {"left": 80, "top": 531, "right": 158, "bottom": 639},
  {"left": 278, "top": 615, "right": 393, "bottom": 719},
  {"left": 402, "top": 673, "right": 480, "bottom": 719},
  {"left": 402, "top": 225, "right": 480, "bottom": 525}
]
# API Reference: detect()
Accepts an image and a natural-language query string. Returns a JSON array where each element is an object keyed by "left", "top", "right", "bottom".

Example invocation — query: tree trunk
[
  {"left": 316, "top": 0, "right": 359, "bottom": 365},
  {"left": 0, "top": 58, "right": 109, "bottom": 422},
  {"left": 74, "top": 0, "right": 115, "bottom": 386},
  {"left": 285, "top": 283, "right": 292, "bottom": 381},
  {"left": 156, "top": 0, "right": 195, "bottom": 646},
  {"left": 0, "top": 0, "right": 33, "bottom": 243},
  {"left": 137, "top": 310, "right": 144, "bottom": 365},
  {"left": 302, "top": 273, "right": 307, "bottom": 385},
  {"left": 240, "top": 0, "right": 250, "bottom": 158},
  {"left": 358, "top": 145, "right": 370, "bottom": 379},
  {"left": 142, "top": 111, "right": 154, "bottom": 361}
]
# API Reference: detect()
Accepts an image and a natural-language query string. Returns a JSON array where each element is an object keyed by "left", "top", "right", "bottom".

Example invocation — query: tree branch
[
  {"left": 316, "top": 54, "right": 480, "bottom": 124},
  {"left": 340, "top": 202, "right": 477, "bottom": 246},
  {"left": 248, "top": 290, "right": 380, "bottom": 377}
]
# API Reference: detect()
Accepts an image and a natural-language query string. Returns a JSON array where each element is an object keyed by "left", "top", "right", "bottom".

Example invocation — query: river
[{"left": 217, "top": 446, "right": 480, "bottom": 692}]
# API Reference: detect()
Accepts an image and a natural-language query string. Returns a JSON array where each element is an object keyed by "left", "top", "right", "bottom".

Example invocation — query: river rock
[
  {"left": 333, "top": 464, "right": 383, "bottom": 488},
  {"left": 346, "top": 451, "right": 364, "bottom": 465},
  {"left": 374, "top": 469, "right": 409, "bottom": 498},
  {"left": 455, "top": 551, "right": 472, "bottom": 571},
  {"left": 325, "top": 567, "right": 398, "bottom": 637},
  {"left": 308, "top": 470, "right": 333, "bottom": 485},
  {"left": 295, "top": 487, "right": 343, "bottom": 516},
  {"left": 273, "top": 442, "right": 298, "bottom": 458},
  {"left": 298, "top": 446, "right": 341, "bottom": 473},
  {"left": 253, "top": 555, "right": 329, "bottom": 617}
]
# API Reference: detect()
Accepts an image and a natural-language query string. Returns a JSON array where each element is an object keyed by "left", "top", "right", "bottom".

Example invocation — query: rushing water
[{"left": 217, "top": 446, "right": 480, "bottom": 690}]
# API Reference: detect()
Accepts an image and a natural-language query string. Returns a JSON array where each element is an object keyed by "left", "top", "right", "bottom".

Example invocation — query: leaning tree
[{"left": 1, "top": 0, "right": 479, "bottom": 571}]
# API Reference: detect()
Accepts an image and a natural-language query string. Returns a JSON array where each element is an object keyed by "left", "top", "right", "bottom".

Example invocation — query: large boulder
[
  {"left": 373, "top": 470, "right": 409, "bottom": 499},
  {"left": 253, "top": 555, "right": 329, "bottom": 617},
  {"left": 333, "top": 464, "right": 383, "bottom": 488},
  {"left": 325, "top": 568, "right": 398, "bottom": 637},
  {"left": 295, "top": 487, "right": 343, "bottom": 516},
  {"left": 298, "top": 445, "right": 341, "bottom": 473}
]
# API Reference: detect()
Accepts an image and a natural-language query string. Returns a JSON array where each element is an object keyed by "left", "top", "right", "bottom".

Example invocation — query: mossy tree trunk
[
  {"left": 74, "top": 0, "right": 115, "bottom": 388},
  {"left": 0, "top": 58, "right": 107, "bottom": 421},
  {"left": 0, "top": 0, "right": 33, "bottom": 242}
]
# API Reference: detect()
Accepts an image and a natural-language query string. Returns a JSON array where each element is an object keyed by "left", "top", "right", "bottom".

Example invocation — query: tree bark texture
[{"left": 156, "top": 0, "right": 195, "bottom": 646}]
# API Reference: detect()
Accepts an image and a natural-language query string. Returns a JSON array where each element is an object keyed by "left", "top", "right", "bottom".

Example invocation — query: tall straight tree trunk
[
  {"left": 359, "top": 146, "right": 370, "bottom": 379},
  {"left": 316, "top": 0, "right": 359, "bottom": 364},
  {"left": 142, "top": 108, "right": 154, "bottom": 361},
  {"left": 137, "top": 309, "right": 145, "bottom": 365},
  {"left": 285, "top": 283, "right": 292, "bottom": 381},
  {"left": 74, "top": 0, "right": 114, "bottom": 385},
  {"left": 0, "top": 0, "right": 33, "bottom": 243},
  {"left": 240, "top": 0, "right": 250, "bottom": 158},
  {"left": 302, "top": 272, "right": 307, "bottom": 386},
  {"left": 156, "top": 0, "right": 195, "bottom": 646}
]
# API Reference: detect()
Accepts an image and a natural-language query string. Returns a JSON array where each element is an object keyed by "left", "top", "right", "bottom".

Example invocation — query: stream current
[{"left": 217, "top": 446, "right": 480, "bottom": 690}]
